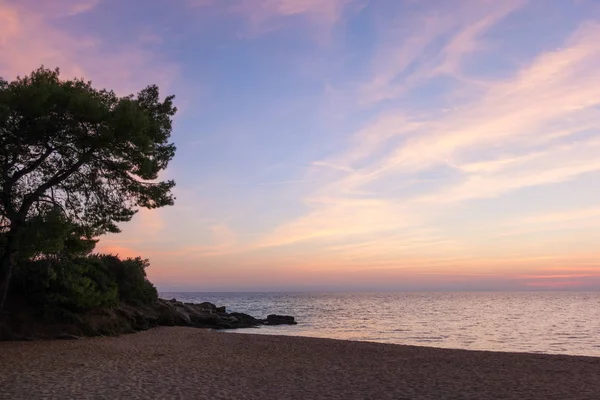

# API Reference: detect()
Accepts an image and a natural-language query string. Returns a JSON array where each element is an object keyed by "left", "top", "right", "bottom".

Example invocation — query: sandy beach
[{"left": 1, "top": 327, "right": 599, "bottom": 400}]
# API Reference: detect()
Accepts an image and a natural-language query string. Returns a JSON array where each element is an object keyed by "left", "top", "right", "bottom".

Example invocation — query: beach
[{"left": 0, "top": 327, "right": 599, "bottom": 400}]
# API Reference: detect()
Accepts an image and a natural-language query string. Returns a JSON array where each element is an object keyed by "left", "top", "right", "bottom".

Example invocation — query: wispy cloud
[
  {"left": 0, "top": 0, "right": 177, "bottom": 94},
  {"left": 180, "top": 224, "right": 239, "bottom": 257},
  {"left": 495, "top": 206, "right": 600, "bottom": 237},
  {"left": 519, "top": 207, "right": 600, "bottom": 225},
  {"left": 258, "top": 18, "right": 600, "bottom": 255},
  {"left": 360, "top": 0, "right": 526, "bottom": 104},
  {"left": 14, "top": 0, "right": 101, "bottom": 18},
  {"left": 188, "top": 0, "right": 355, "bottom": 38},
  {"left": 334, "top": 22, "right": 600, "bottom": 199},
  {"left": 258, "top": 180, "right": 313, "bottom": 186}
]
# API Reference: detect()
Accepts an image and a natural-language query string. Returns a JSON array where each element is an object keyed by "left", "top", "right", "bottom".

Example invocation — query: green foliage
[
  {"left": 12, "top": 253, "right": 157, "bottom": 319},
  {"left": 0, "top": 67, "right": 177, "bottom": 235},
  {"left": 2, "top": 208, "right": 97, "bottom": 262},
  {"left": 0, "top": 66, "right": 177, "bottom": 310},
  {"left": 13, "top": 257, "right": 118, "bottom": 315},
  {"left": 91, "top": 254, "right": 158, "bottom": 305}
]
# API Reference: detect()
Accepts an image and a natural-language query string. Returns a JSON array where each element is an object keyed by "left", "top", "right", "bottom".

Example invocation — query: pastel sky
[{"left": 2, "top": 0, "right": 600, "bottom": 291}]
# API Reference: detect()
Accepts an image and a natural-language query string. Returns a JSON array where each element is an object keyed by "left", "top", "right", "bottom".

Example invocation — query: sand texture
[{"left": 1, "top": 327, "right": 599, "bottom": 399}]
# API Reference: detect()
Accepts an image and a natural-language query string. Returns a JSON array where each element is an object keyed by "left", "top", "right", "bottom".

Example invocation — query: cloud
[
  {"left": 188, "top": 0, "right": 354, "bottom": 38},
  {"left": 0, "top": 0, "right": 177, "bottom": 95},
  {"left": 135, "top": 209, "right": 166, "bottom": 237},
  {"left": 494, "top": 206, "right": 600, "bottom": 238},
  {"left": 258, "top": 180, "right": 314, "bottom": 186},
  {"left": 12, "top": 0, "right": 101, "bottom": 18},
  {"left": 420, "top": 140, "right": 600, "bottom": 204},
  {"left": 341, "top": 22, "right": 600, "bottom": 198},
  {"left": 519, "top": 207, "right": 600, "bottom": 225},
  {"left": 256, "top": 197, "right": 417, "bottom": 248},
  {"left": 258, "top": 18, "right": 600, "bottom": 254},
  {"left": 359, "top": 0, "right": 526, "bottom": 104},
  {"left": 231, "top": 0, "right": 349, "bottom": 23},
  {"left": 182, "top": 224, "right": 239, "bottom": 257}
]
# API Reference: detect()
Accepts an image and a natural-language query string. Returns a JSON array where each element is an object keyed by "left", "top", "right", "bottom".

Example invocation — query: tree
[
  {"left": 0, "top": 67, "right": 177, "bottom": 310},
  {"left": 1, "top": 207, "right": 97, "bottom": 263}
]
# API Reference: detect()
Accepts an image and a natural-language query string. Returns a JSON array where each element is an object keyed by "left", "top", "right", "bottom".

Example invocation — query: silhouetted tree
[
  {"left": 0, "top": 207, "right": 97, "bottom": 263},
  {"left": 0, "top": 67, "right": 177, "bottom": 310}
]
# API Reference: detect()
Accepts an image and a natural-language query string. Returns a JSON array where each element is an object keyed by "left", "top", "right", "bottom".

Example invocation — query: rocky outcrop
[
  {"left": 151, "top": 300, "right": 297, "bottom": 329},
  {"left": 265, "top": 314, "right": 297, "bottom": 325},
  {"left": 0, "top": 298, "right": 297, "bottom": 341}
]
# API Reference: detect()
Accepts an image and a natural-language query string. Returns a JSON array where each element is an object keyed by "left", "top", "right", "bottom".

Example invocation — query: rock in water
[
  {"left": 265, "top": 314, "right": 297, "bottom": 325},
  {"left": 229, "top": 312, "right": 262, "bottom": 327}
]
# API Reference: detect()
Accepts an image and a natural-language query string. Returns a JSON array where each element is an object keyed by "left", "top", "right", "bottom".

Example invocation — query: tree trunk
[{"left": 0, "top": 227, "right": 20, "bottom": 312}]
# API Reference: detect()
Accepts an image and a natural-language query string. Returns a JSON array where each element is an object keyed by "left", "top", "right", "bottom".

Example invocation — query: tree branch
[
  {"left": 9, "top": 145, "right": 55, "bottom": 184},
  {"left": 37, "top": 194, "right": 68, "bottom": 215},
  {"left": 1, "top": 145, "right": 56, "bottom": 222},
  {"left": 19, "top": 154, "right": 90, "bottom": 217}
]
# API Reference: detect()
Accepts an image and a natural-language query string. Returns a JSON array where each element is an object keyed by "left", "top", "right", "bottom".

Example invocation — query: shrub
[
  {"left": 89, "top": 254, "right": 158, "bottom": 306},
  {"left": 13, "top": 257, "right": 118, "bottom": 315},
  {"left": 11, "top": 252, "right": 157, "bottom": 320}
]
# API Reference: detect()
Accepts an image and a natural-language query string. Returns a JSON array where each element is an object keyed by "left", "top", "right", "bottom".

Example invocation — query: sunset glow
[{"left": 2, "top": 0, "right": 599, "bottom": 291}]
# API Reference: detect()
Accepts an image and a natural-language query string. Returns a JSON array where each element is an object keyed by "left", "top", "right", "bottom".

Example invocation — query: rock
[
  {"left": 229, "top": 312, "right": 262, "bottom": 327},
  {"left": 190, "top": 312, "right": 220, "bottom": 326},
  {"left": 265, "top": 314, "right": 297, "bottom": 325},
  {"left": 1, "top": 296, "right": 296, "bottom": 341},
  {"left": 197, "top": 302, "right": 217, "bottom": 312}
]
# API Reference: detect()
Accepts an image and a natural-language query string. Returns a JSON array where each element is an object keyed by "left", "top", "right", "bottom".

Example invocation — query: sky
[{"left": 1, "top": 0, "right": 600, "bottom": 291}]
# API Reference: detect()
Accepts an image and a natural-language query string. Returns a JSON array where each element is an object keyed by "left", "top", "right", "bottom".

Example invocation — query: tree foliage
[
  {"left": 0, "top": 66, "right": 177, "bottom": 309},
  {"left": 1, "top": 208, "right": 97, "bottom": 262},
  {"left": 90, "top": 254, "right": 158, "bottom": 306},
  {"left": 0, "top": 66, "right": 176, "bottom": 234},
  {"left": 12, "top": 254, "right": 158, "bottom": 318}
]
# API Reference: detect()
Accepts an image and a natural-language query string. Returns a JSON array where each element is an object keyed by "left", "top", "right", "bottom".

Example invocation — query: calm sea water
[{"left": 160, "top": 292, "right": 600, "bottom": 357}]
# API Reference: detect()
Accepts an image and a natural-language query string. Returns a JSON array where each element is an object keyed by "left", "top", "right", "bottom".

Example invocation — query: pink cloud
[
  {"left": 8, "top": 0, "right": 101, "bottom": 18},
  {"left": 0, "top": 1, "right": 177, "bottom": 95},
  {"left": 134, "top": 209, "right": 166, "bottom": 238}
]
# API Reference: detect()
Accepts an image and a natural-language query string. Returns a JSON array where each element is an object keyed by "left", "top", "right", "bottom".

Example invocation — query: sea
[{"left": 160, "top": 292, "right": 600, "bottom": 357}]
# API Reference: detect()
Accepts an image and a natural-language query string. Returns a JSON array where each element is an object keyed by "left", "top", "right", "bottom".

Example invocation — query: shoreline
[
  {"left": 227, "top": 327, "right": 600, "bottom": 359},
  {"left": 1, "top": 326, "right": 599, "bottom": 399}
]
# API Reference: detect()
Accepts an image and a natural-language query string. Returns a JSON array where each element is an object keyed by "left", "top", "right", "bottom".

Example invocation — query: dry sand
[{"left": 1, "top": 327, "right": 599, "bottom": 400}]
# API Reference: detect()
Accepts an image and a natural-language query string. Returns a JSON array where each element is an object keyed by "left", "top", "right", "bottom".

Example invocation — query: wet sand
[{"left": 1, "top": 326, "right": 599, "bottom": 399}]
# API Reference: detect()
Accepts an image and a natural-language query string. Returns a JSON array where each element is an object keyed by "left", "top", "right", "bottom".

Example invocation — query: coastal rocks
[
  {"left": 152, "top": 300, "right": 234, "bottom": 328},
  {"left": 121, "top": 300, "right": 298, "bottom": 330},
  {"left": 151, "top": 300, "right": 293, "bottom": 330},
  {"left": 197, "top": 302, "right": 218, "bottom": 312},
  {"left": 0, "top": 297, "right": 297, "bottom": 341},
  {"left": 265, "top": 314, "right": 297, "bottom": 325},
  {"left": 229, "top": 312, "right": 262, "bottom": 327}
]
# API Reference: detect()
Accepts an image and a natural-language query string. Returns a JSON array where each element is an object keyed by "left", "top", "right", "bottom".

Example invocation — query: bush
[
  {"left": 12, "top": 253, "right": 157, "bottom": 320},
  {"left": 13, "top": 257, "right": 118, "bottom": 315},
  {"left": 91, "top": 254, "right": 158, "bottom": 306}
]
